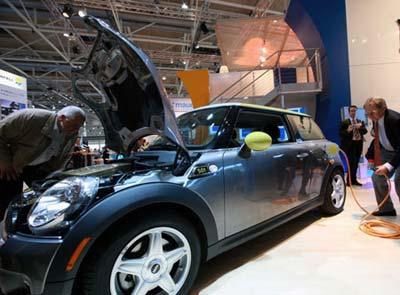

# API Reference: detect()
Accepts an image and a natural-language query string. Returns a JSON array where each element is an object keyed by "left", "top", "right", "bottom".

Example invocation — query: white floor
[{"left": 191, "top": 179, "right": 400, "bottom": 295}]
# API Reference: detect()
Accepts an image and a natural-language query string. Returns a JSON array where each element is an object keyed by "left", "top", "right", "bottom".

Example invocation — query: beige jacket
[{"left": 0, "top": 109, "right": 77, "bottom": 174}]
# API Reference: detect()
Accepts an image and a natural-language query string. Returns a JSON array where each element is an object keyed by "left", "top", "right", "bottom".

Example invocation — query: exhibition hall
[{"left": 0, "top": 0, "right": 400, "bottom": 294}]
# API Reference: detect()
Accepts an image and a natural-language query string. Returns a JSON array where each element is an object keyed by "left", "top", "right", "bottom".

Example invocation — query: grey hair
[
  {"left": 363, "top": 97, "right": 387, "bottom": 110},
  {"left": 57, "top": 106, "right": 86, "bottom": 120}
]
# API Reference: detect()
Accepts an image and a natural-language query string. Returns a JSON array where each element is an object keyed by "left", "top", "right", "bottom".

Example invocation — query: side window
[
  {"left": 231, "top": 110, "right": 291, "bottom": 146},
  {"left": 287, "top": 115, "right": 325, "bottom": 141}
]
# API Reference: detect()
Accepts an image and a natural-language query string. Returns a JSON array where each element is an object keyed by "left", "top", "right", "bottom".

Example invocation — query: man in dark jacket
[
  {"left": 364, "top": 97, "right": 400, "bottom": 216},
  {"left": 339, "top": 105, "right": 367, "bottom": 186},
  {"left": 0, "top": 106, "right": 85, "bottom": 221}
]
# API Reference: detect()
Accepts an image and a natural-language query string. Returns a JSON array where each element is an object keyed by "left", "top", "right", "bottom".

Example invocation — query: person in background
[
  {"left": 102, "top": 146, "right": 110, "bottom": 164},
  {"left": 0, "top": 106, "right": 85, "bottom": 221},
  {"left": 339, "top": 105, "right": 367, "bottom": 186},
  {"left": 84, "top": 146, "right": 92, "bottom": 166},
  {"left": 133, "top": 137, "right": 149, "bottom": 152},
  {"left": 364, "top": 97, "right": 400, "bottom": 216},
  {"left": 70, "top": 137, "right": 85, "bottom": 169}
]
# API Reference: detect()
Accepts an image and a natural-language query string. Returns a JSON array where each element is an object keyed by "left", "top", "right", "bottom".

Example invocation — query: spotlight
[
  {"left": 62, "top": 3, "right": 74, "bottom": 18},
  {"left": 63, "top": 32, "right": 74, "bottom": 39},
  {"left": 200, "top": 22, "right": 209, "bottom": 34},
  {"left": 194, "top": 43, "right": 200, "bottom": 49},
  {"left": 181, "top": 2, "right": 189, "bottom": 10},
  {"left": 78, "top": 8, "right": 87, "bottom": 18}
]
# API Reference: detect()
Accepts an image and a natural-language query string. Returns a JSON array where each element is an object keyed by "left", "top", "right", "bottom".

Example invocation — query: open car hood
[{"left": 72, "top": 16, "right": 186, "bottom": 153}]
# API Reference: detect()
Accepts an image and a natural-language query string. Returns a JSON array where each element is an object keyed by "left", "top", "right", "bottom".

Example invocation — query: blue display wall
[{"left": 285, "top": 0, "right": 351, "bottom": 144}]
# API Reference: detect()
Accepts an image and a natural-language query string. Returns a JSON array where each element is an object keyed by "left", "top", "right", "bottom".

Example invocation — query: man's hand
[
  {"left": 374, "top": 165, "right": 389, "bottom": 176},
  {"left": 0, "top": 163, "right": 18, "bottom": 181}
]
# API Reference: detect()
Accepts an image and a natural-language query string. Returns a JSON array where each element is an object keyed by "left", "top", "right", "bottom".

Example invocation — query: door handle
[{"left": 296, "top": 152, "right": 309, "bottom": 159}]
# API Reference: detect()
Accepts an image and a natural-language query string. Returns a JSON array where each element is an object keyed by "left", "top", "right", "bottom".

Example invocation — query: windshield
[
  {"left": 141, "top": 107, "right": 227, "bottom": 151},
  {"left": 176, "top": 107, "right": 227, "bottom": 149}
]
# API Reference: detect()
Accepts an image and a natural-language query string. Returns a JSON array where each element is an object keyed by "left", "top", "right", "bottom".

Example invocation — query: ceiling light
[
  {"left": 273, "top": 19, "right": 278, "bottom": 23},
  {"left": 243, "top": 96, "right": 249, "bottom": 100},
  {"left": 78, "top": 8, "right": 87, "bottom": 18},
  {"left": 170, "top": 58, "right": 174, "bottom": 64},
  {"left": 259, "top": 56, "right": 266, "bottom": 63},
  {"left": 261, "top": 47, "right": 267, "bottom": 54},
  {"left": 63, "top": 32, "right": 74, "bottom": 39},
  {"left": 181, "top": 2, "right": 189, "bottom": 9},
  {"left": 62, "top": 3, "right": 74, "bottom": 18},
  {"left": 195, "top": 43, "right": 200, "bottom": 49},
  {"left": 182, "top": 60, "right": 187, "bottom": 65},
  {"left": 162, "top": 76, "right": 167, "bottom": 81}
]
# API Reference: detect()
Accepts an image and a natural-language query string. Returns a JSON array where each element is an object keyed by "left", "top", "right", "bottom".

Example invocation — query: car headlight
[{"left": 28, "top": 177, "right": 99, "bottom": 235}]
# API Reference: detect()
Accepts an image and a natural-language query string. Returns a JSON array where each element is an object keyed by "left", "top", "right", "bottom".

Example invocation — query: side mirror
[{"left": 239, "top": 131, "right": 272, "bottom": 158}]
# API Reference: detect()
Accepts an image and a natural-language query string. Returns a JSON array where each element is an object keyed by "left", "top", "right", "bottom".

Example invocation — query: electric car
[{"left": 0, "top": 16, "right": 346, "bottom": 295}]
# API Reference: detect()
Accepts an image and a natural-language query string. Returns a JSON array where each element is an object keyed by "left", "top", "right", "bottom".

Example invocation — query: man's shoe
[
  {"left": 372, "top": 210, "right": 397, "bottom": 216},
  {"left": 352, "top": 181, "right": 363, "bottom": 186}
]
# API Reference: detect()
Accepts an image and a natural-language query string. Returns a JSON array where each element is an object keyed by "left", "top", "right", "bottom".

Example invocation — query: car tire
[
  {"left": 320, "top": 169, "right": 346, "bottom": 215},
  {"left": 75, "top": 212, "right": 201, "bottom": 295}
]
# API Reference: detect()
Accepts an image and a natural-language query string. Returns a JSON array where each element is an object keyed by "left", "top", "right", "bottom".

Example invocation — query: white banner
[
  {"left": 170, "top": 98, "right": 193, "bottom": 117},
  {"left": 0, "top": 69, "right": 28, "bottom": 118}
]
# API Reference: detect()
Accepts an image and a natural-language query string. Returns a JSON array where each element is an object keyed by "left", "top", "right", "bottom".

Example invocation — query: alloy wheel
[{"left": 109, "top": 227, "right": 192, "bottom": 295}]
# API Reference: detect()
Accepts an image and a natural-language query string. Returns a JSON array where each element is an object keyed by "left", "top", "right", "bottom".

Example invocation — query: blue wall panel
[{"left": 285, "top": 0, "right": 351, "bottom": 144}]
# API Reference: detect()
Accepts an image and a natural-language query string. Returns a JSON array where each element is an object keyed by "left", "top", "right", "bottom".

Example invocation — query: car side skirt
[{"left": 206, "top": 197, "right": 323, "bottom": 260}]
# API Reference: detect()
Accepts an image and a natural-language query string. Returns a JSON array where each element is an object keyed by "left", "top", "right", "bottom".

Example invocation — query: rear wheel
[
  {"left": 320, "top": 169, "right": 346, "bottom": 215},
  {"left": 76, "top": 213, "right": 201, "bottom": 295}
]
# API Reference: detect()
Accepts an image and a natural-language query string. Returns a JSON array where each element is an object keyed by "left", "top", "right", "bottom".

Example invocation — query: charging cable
[{"left": 340, "top": 149, "right": 400, "bottom": 239}]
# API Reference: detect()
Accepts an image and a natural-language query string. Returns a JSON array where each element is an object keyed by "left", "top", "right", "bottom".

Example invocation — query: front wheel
[
  {"left": 320, "top": 169, "right": 346, "bottom": 215},
  {"left": 76, "top": 213, "right": 201, "bottom": 295}
]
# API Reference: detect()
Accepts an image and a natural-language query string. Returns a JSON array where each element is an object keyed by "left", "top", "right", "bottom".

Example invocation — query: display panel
[{"left": 0, "top": 69, "right": 27, "bottom": 119}]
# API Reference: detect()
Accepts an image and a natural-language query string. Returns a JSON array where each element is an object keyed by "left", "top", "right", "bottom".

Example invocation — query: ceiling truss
[{"left": 0, "top": 0, "right": 289, "bottom": 134}]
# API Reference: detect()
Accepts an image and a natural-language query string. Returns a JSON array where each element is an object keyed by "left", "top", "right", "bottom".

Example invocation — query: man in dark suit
[
  {"left": 364, "top": 97, "right": 400, "bottom": 216},
  {"left": 339, "top": 105, "right": 367, "bottom": 186}
]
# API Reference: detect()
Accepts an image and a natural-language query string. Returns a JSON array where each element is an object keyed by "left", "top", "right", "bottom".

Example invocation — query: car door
[
  {"left": 287, "top": 115, "right": 330, "bottom": 200},
  {"left": 223, "top": 110, "right": 304, "bottom": 236}
]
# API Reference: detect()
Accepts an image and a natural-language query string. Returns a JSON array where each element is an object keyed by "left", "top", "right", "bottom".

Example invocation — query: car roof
[{"left": 191, "top": 103, "right": 311, "bottom": 117}]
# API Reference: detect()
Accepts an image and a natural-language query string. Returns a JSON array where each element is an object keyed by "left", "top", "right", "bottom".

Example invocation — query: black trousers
[
  {"left": 0, "top": 166, "right": 48, "bottom": 221},
  {"left": 343, "top": 140, "right": 363, "bottom": 182}
]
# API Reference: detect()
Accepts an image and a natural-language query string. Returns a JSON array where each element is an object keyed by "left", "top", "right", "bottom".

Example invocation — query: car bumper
[{"left": 0, "top": 223, "right": 64, "bottom": 294}]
